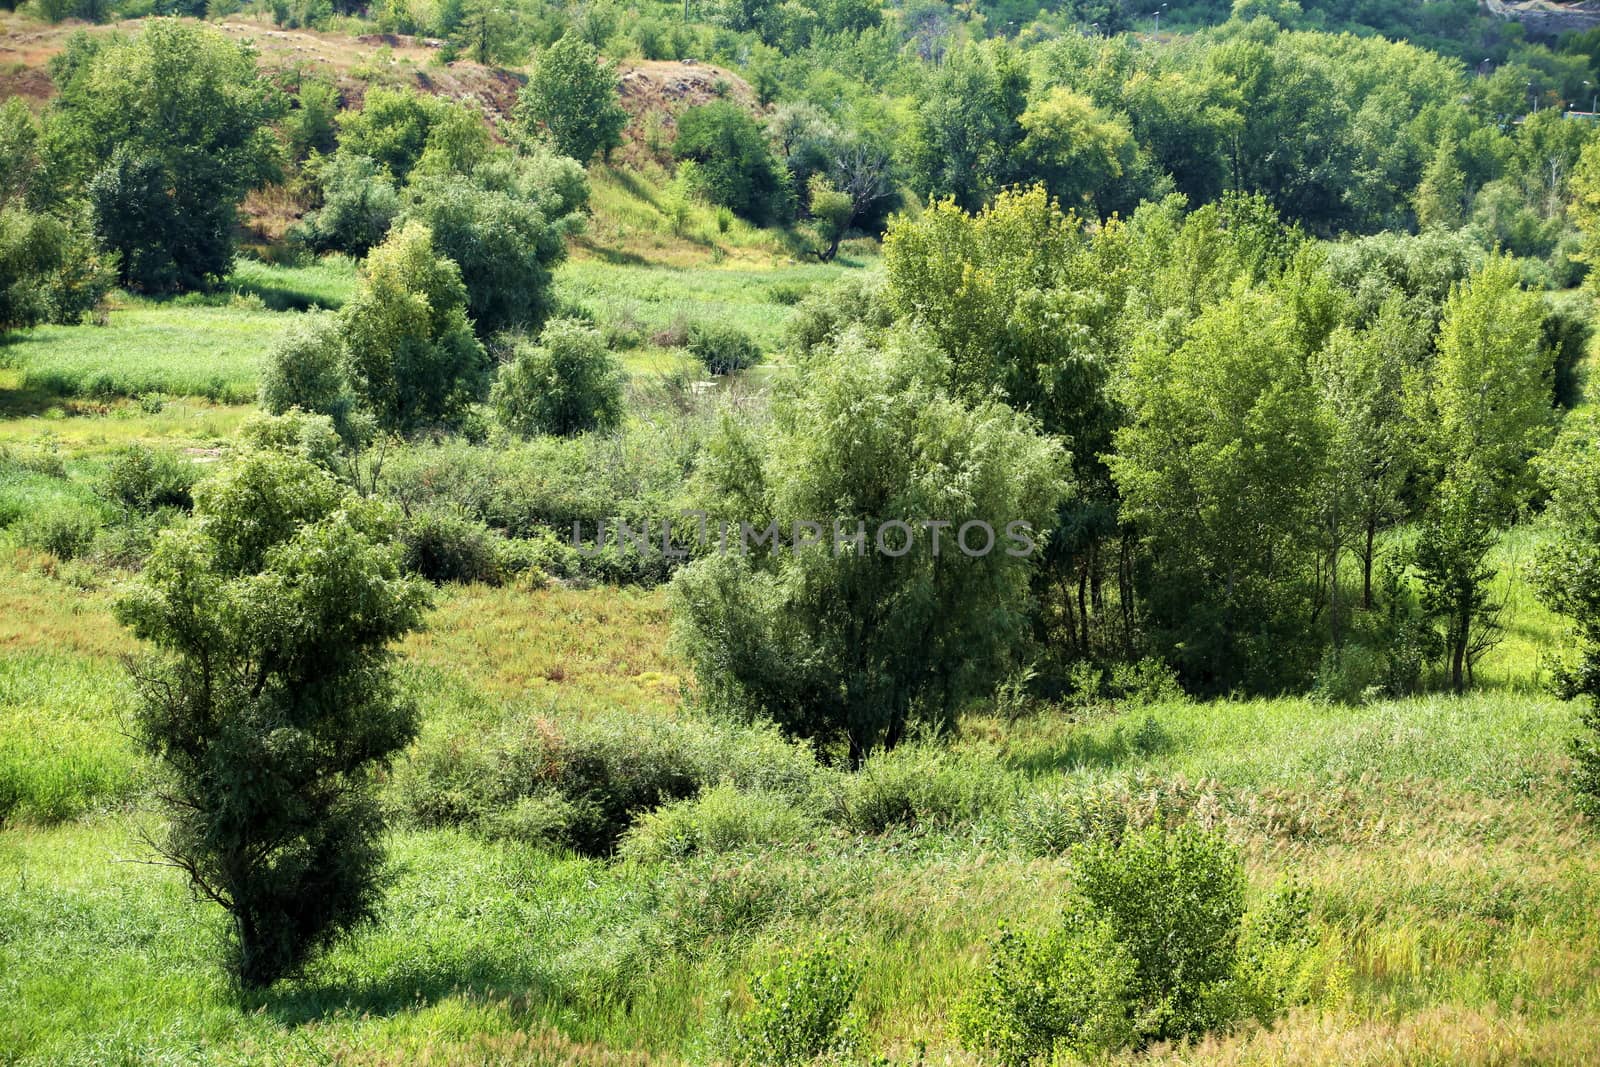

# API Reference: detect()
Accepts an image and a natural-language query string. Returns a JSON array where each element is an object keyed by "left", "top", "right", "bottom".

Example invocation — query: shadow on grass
[
  {"left": 258, "top": 958, "right": 564, "bottom": 1025},
  {"left": 1002, "top": 715, "right": 1166, "bottom": 778},
  {"left": 571, "top": 237, "right": 654, "bottom": 266}
]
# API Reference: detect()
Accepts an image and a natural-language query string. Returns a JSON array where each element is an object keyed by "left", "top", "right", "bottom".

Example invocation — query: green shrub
[
  {"left": 491, "top": 319, "right": 625, "bottom": 438},
  {"left": 97, "top": 444, "right": 197, "bottom": 514},
  {"left": 959, "top": 825, "right": 1279, "bottom": 1063},
  {"left": 954, "top": 916, "right": 1138, "bottom": 1066},
  {"left": 397, "top": 712, "right": 822, "bottom": 856},
  {"left": 16, "top": 504, "right": 100, "bottom": 560},
  {"left": 1010, "top": 778, "right": 1130, "bottom": 857},
  {"left": 1077, "top": 825, "right": 1247, "bottom": 1041},
  {"left": 785, "top": 275, "right": 892, "bottom": 358},
  {"left": 830, "top": 743, "right": 1015, "bottom": 834},
  {"left": 686, "top": 320, "right": 761, "bottom": 375},
  {"left": 673, "top": 102, "right": 794, "bottom": 225},
  {"left": 731, "top": 938, "right": 861, "bottom": 1066},
  {"left": 619, "top": 782, "right": 815, "bottom": 864},
  {"left": 295, "top": 153, "right": 399, "bottom": 257},
  {"left": 398, "top": 505, "right": 503, "bottom": 585}
]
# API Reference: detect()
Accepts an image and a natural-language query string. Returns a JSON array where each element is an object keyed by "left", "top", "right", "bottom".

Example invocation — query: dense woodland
[{"left": 8, "top": 0, "right": 1600, "bottom": 1063}]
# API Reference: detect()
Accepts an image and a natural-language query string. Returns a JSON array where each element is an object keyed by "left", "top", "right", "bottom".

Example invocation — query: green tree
[
  {"left": 1413, "top": 254, "right": 1552, "bottom": 691},
  {"left": 1532, "top": 412, "right": 1600, "bottom": 812},
  {"left": 401, "top": 169, "right": 570, "bottom": 337},
  {"left": 48, "top": 19, "right": 284, "bottom": 291},
  {"left": 452, "top": 0, "right": 517, "bottom": 66},
  {"left": 118, "top": 451, "right": 429, "bottom": 988},
  {"left": 516, "top": 34, "right": 628, "bottom": 164},
  {"left": 673, "top": 102, "right": 793, "bottom": 224},
  {"left": 491, "top": 318, "right": 624, "bottom": 436},
  {"left": 885, "top": 187, "right": 1129, "bottom": 658},
  {"left": 1415, "top": 136, "right": 1467, "bottom": 231},
  {"left": 1313, "top": 299, "right": 1417, "bottom": 614},
  {"left": 904, "top": 41, "right": 1028, "bottom": 211},
  {"left": 671, "top": 330, "right": 1070, "bottom": 764},
  {"left": 334, "top": 87, "right": 456, "bottom": 183},
  {"left": 1110, "top": 285, "right": 1330, "bottom": 692},
  {"left": 338, "top": 221, "right": 489, "bottom": 433},
  {"left": 1017, "top": 87, "right": 1138, "bottom": 215}
]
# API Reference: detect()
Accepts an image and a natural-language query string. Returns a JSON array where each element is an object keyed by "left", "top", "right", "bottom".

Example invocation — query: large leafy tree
[
  {"left": 338, "top": 221, "right": 489, "bottom": 433},
  {"left": 48, "top": 20, "right": 283, "bottom": 291},
  {"left": 1412, "top": 254, "right": 1552, "bottom": 691},
  {"left": 904, "top": 41, "right": 1029, "bottom": 212},
  {"left": 1110, "top": 285, "right": 1330, "bottom": 693},
  {"left": 672, "top": 331, "right": 1070, "bottom": 764},
  {"left": 516, "top": 34, "right": 628, "bottom": 164},
  {"left": 119, "top": 451, "right": 429, "bottom": 989},
  {"left": 1533, "top": 412, "right": 1600, "bottom": 813}
]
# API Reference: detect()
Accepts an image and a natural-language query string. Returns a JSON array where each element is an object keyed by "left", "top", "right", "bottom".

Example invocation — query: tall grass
[{"left": 0, "top": 303, "right": 292, "bottom": 401}]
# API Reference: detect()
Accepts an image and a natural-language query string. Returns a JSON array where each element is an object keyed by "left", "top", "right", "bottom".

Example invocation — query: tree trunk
[{"left": 1362, "top": 517, "right": 1376, "bottom": 611}]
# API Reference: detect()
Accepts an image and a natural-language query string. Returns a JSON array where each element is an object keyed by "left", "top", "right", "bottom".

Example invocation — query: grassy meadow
[{"left": 2, "top": 246, "right": 1600, "bottom": 1066}]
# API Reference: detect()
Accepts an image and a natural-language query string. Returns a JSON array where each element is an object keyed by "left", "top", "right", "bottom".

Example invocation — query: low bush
[
  {"left": 491, "top": 319, "right": 625, "bottom": 438},
  {"left": 97, "top": 444, "right": 197, "bottom": 514},
  {"left": 396, "top": 712, "right": 823, "bottom": 856},
  {"left": 686, "top": 321, "right": 761, "bottom": 375},
  {"left": 959, "top": 825, "right": 1319, "bottom": 1064},
  {"left": 399, "top": 505, "right": 503, "bottom": 585},
  {"left": 829, "top": 743, "right": 1016, "bottom": 834},
  {"left": 15, "top": 504, "right": 100, "bottom": 561},
  {"left": 619, "top": 782, "right": 816, "bottom": 864},
  {"left": 731, "top": 938, "right": 861, "bottom": 1066}
]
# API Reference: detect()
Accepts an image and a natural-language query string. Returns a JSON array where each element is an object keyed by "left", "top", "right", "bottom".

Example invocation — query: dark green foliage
[
  {"left": 516, "top": 34, "right": 628, "bottom": 164},
  {"left": 491, "top": 318, "right": 624, "bottom": 437},
  {"left": 398, "top": 505, "right": 503, "bottom": 584},
  {"left": 118, "top": 452, "right": 428, "bottom": 989},
  {"left": 674, "top": 102, "right": 793, "bottom": 225},
  {"left": 904, "top": 42, "right": 1028, "bottom": 212},
  {"left": 97, "top": 444, "right": 197, "bottom": 514},
  {"left": 784, "top": 274, "right": 893, "bottom": 358},
  {"left": 401, "top": 172, "right": 569, "bottom": 337},
  {"left": 686, "top": 320, "right": 762, "bottom": 375},
  {"left": 51, "top": 20, "right": 284, "bottom": 292},
  {"left": 295, "top": 153, "right": 399, "bottom": 257}
]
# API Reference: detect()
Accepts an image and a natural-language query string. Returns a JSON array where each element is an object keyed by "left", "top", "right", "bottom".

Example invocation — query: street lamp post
[{"left": 1152, "top": 3, "right": 1167, "bottom": 34}]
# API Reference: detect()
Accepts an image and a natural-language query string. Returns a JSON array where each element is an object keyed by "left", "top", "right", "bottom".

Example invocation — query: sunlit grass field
[
  {"left": 2, "top": 249, "right": 1598, "bottom": 1065},
  {"left": 2, "top": 517, "right": 1598, "bottom": 1063}
]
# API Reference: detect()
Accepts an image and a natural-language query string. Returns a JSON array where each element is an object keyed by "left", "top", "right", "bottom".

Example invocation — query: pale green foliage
[
  {"left": 731, "top": 938, "right": 861, "bottom": 1066},
  {"left": 1413, "top": 254, "right": 1552, "bottom": 691},
  {"left": 517, "top": 34, "right": 627, "bottom": 164},
  {"left": 118, "top": 452, "right": 429, "bottom": 988},
  {"left": 491, "top": 318, "right": 624, "bottom": 437},
  {"left": 672, "top": 330, "right": 1071, "bottom": 762},
  {"left": 1424, "top": 253, "right": 1552, "bottom": 521},
  {"left": 1017, "top": 86, "right": 1138, "bottom": 213},
  {"left": 338, "top": 221, "right": 489, "bottom": 433},
  {"left": 958, "top": 826, "right": 1308, "bottom": 1064}
]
